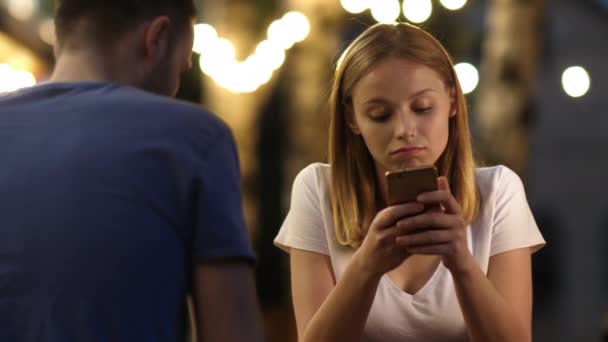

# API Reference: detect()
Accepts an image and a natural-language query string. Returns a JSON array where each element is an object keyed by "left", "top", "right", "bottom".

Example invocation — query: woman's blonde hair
[{"left": 328, "top": 22, "right": 479, "bottom": 248}]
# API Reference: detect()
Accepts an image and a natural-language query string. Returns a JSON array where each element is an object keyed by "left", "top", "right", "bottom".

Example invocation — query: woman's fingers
[
  {"left": 395, "top": 211, "right": 458, "bottom": 234},
  {"left": 394, "top": 228, "right": 453, "bottom": 247},
  {"left": 404, "top": 243, "right": 453, "bottom": 255},
  {"left": 371, "top": 202, "right": 425, "bottom": 231},
  {"left": 416, "top": 177, "right": 461, "bottom": 215}
]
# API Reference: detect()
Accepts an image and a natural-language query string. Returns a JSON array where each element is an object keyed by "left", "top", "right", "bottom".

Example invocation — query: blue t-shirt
[{"left": 0, "top": 82, "right": 256, "bottom": 341}]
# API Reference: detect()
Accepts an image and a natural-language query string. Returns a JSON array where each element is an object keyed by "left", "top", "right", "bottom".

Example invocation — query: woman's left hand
[{"left": 394, "top": 176, "right": 475, "bottom": 274}]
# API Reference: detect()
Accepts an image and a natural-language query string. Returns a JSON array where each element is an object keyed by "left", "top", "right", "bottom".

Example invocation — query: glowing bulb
[
  {"left": 39, "top": 18, "right": 56, "bottom": 46},
  {"left": 192, "top": 24, "right": 218, "bottom": 54},
  {"left": 198, "top": 38, "right": 236, "bottom": 78},
  {"left": 254, "top": 40, "right": 286, "bottom": 71},
  {"left": 0, "top": 65, "right": 36, "bottom": 93},
  {"left": 440, "top": 0, "right": 467, "bottom": 11},
  {"left": 12, "top": 70, "right": 36, "bottom": 89},
  {"left": 562, "top": 66, "right": 590, "bottom": 98},
  {"left": 240, "top": 60, "right": 273, "bottom": 93},
  {"left": 194, "top": 12, "right": 309, "bottom": 92},
  {"left": 0, "top": 64, "right": 14, "bottom": 93},
  {"left": 268, "top": 19, "right": 295, "bottom": 50},
  {"left": 402, "top": 0, "right": 433, "bottom": 24},
  {"left": 341, "top": 0, "right": 370, "bottom": 14},
  {"left": 213, "top": 62, "right": 240, "bottom": 93},
  {"left": 454, "top": 62, "right": 478, "bottom": 94},
  {"left": 7, "top": 0, "right": 37, "bottom": 21},
  {"left": 370, "top": 0, "right": 401, "bottom": 23},
  {"left": 282, "top": 11, "right": 310, "bottom": 43},
  {"left": 212, "top": 38, "right": 235, "bottom": 60}
]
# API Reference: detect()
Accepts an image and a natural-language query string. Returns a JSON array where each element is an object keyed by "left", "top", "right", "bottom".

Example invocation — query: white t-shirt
[{"left": 274, "top": 163, "right": 546, "bottom": 342}]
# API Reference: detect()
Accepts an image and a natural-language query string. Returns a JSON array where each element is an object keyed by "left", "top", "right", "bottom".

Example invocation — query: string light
[
  {"left": 454, "top": 62, "right": 478, "bottom": 94},
  {"left": 0, "top": 64, "right": 37, "bottom": 94},
  {"left": 342, "top": 0, "right": 465, "bottom": 25},
  {"left": 562, "top": 66, "right": 590, "bottom": 98},
  {"left": 370, "top": 0, "right": 401, "bottom": 23},
  {"left": 0, "top": 0, "right": 578, "bottom": 97},
  {"left": 7, "top": 0, "right": 37, "bottom": 21},
  {"left": 440, "top": 0, "right": 468, "bottom": 11},
  {"left": 195, "top": 11, "right": 310, "bottom": 93},
  {"left": 341, "top": 0, "right": 370, "bottom": 14},
  {"left": 402, "top": 0, "right": 433, "bottom": 24}
]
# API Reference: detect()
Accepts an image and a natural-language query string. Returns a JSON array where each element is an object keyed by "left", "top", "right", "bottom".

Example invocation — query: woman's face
[{"left": 348, "top": 57, "right": 455, "bottom": 176}]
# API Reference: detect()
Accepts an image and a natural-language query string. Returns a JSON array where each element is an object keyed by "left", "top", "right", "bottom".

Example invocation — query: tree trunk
[
  {"left": 197, "top": 0, "right": 282, "bottom": 241},
  {"left": 283, "top": 0, "right": 342, "bottom": 190},
  {"left": 475, "top": 0, "right": 545, "bottom": 177}
]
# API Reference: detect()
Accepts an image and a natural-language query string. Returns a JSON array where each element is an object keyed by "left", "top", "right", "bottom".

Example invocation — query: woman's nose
[{"left": 395, "top": 112, "right": 416, "bottom": 140}]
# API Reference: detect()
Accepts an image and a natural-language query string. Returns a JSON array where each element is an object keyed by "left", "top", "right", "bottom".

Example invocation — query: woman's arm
[
  {"left": 290, "top": 202, "right": 425, "bottom": 342},
  {"left": 451, "top": 248, "right": 533, "bottom": 342},
  {"left": 291, "top": 249, "right": 380, "bottom": 342},
  {"left": 398, "top": 177, "right": 533, "bottom": 342}
]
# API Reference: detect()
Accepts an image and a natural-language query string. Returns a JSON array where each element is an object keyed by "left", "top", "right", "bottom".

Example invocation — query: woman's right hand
[{"left": 352, "top": 202, "right": 425, "bottom": 278}]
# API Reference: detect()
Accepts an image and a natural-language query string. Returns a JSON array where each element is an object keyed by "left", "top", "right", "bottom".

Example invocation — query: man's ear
[
  {"left": 449, "top": 87, "right": 457, "bottom": 118},
  {"left": 345, "top": 103, "right": 361, "bottom": 134},
  {"left": 142, "top": 16, "right": 171, "bottom": 65}
]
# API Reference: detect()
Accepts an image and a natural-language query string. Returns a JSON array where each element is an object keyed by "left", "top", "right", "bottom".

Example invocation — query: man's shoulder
[
  {"left": 110, "top": 87, "right": 227, "bottom": 131},
  {"left": 82, "top": 86, "right": 232, "bottom": 146}
]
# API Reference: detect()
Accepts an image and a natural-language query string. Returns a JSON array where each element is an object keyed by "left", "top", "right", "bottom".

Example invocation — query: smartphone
[{"left": 385, "top": 165, "right": 438, "bottom": 206}]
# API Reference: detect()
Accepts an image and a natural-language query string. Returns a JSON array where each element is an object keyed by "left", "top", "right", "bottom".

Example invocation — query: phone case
[{"left": 385, "top": 166, "right": 438, "bottom": 205}]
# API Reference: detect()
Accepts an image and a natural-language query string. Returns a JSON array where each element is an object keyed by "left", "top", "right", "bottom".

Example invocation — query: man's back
[{"left": 0, "top": 82, "right": 255, "bottom": 341}]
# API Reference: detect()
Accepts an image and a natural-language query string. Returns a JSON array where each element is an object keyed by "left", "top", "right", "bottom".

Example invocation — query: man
[{"left": 0, "top": 0, "right": 264, "bottom": 341}]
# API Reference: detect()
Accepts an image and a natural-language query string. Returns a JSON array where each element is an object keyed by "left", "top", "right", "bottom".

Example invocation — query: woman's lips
[{"left": 390, "top": 146, "right": 425, "bottom": 156}]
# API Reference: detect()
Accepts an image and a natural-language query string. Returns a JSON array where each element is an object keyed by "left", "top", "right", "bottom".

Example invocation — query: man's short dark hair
[{"left": 54, "top": 0, "right": 197, "bottom": 49}]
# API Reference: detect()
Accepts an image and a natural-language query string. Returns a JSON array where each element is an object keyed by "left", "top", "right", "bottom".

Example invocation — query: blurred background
[{"left": 1, "top": 0, "right": 606, "bottom": 340}]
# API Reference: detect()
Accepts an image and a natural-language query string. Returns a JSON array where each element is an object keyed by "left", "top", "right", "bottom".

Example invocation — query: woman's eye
[
  {"left": 414, "top": 107, "right": 433, "bottom": 113},
  {"left": 369, "top": 111, "right": 390, "bottom": 121}
]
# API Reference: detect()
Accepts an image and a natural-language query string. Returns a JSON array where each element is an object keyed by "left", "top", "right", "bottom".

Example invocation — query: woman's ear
[
  {"left": 345, "top": 103, "right": 361, "bottom": 134},
  {"left": 449, "top": 87, "right": 457, "bottom": 118}
]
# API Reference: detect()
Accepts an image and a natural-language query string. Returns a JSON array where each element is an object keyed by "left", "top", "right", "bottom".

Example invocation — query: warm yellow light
[
  {"left": 440, "top": 0, "right": 467, "bottom": 11},
  {"left": 192, "top": 11, "right": 311, "bottom": 93},
  {"left": 212, "top": 63, "right": 240, "bottom": 93},
  {"left": 254, "top": 40, "right": 286, "bottom": 71},
  {"left": 38, "top": 18, "right": 56, "bottom": 46},
  {"left": 282, "top": 11, "right": 310, "bottom": 43},
  {"left": 12, "top": 70, "right": 36, "bottom": 88},
  {"left": 370, "top": 0, "right": 401, "bottom": 23},
  {"left": 237, "top": 60, "right": 273, "bottom": 93},
  {"left": 402, "top": 0, "right": 433, "bottom": 24},
  {"left": 562, "top": 66, "right": 590, "bottom": 98},
  {"left": 340, "top": 0, "right": 370, "bottom": 14},
  {"left": 0, "top": 64, "right": 13, "bottom": 93},
  {"left": 192, "top": 24, "right": 218, "bottom": 54},
  {"left": 267, "top": 19, "right": 295, "bottom": 50},
  {"left": 198, "top": 38, "right": 236, "bottom": 78},
  {"left": 7, "top": 0, "right": 36, "bottom": 21},
  {"left": 454, "top": 62, "right": 478, "bottom": 94},
  {"left": 0, "top": 64, "right": 36, "bottom": 93}
]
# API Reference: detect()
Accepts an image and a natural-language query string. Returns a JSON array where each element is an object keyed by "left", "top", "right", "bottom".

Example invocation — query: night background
[{"left": 1, "top": 0, "right": 607, "bottom": 340}]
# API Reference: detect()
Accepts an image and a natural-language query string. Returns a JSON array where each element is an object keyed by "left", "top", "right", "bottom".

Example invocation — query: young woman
[{"left": 275, "top": 23, "right": 545, "bottom": 342}]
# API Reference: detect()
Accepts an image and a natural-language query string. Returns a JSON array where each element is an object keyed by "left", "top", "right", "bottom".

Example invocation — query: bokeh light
[
  {"left": 0, "top": 64, "right": 37, "bottom": 93},
  {"left": 454, "top": 62, "right": 479, "bottom": 94},
  {"left": 370, "top": 0, "right": 401, "bottom": 23},
  {"left": 402, "top": 0, "right": 433, "bottom": 24},
  {"left": 440, "top": 0, "right": 468, "bottom": 11},
  {"left": 562, "top": 66, "right": 590, "bottom": 98},
  {"left": 340, "top": 0, "right": 370, "bottom": 14}
]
